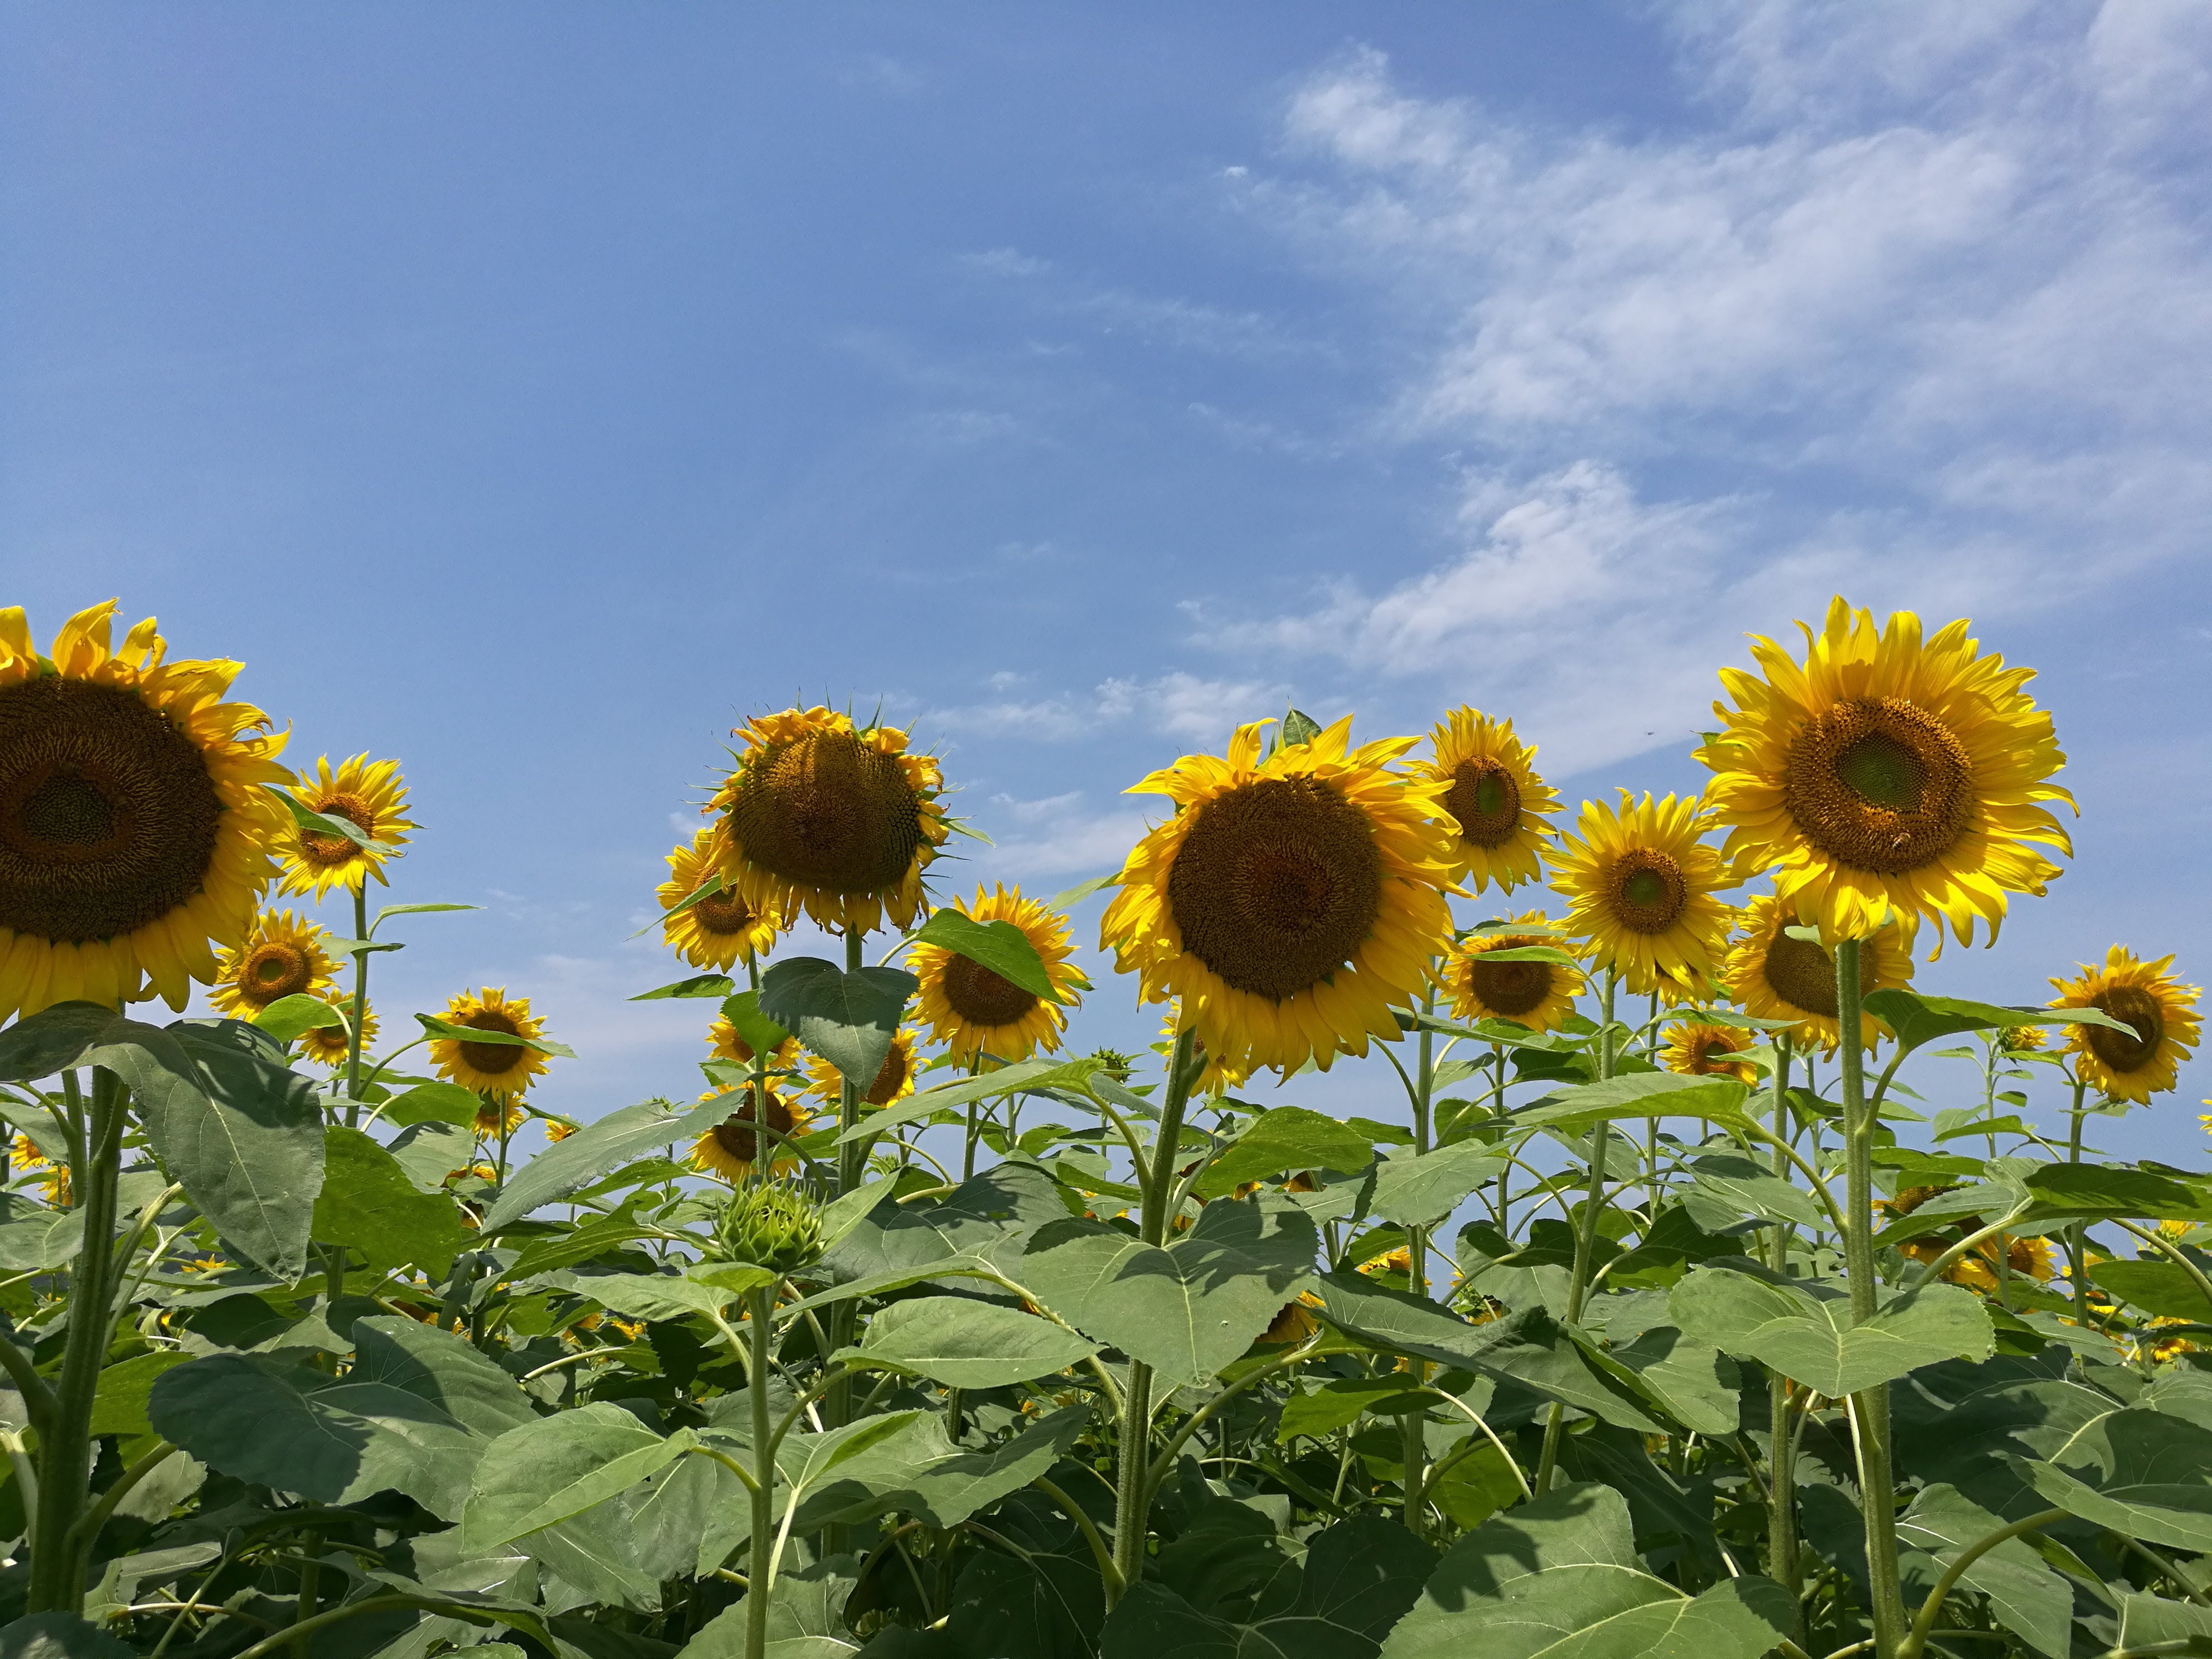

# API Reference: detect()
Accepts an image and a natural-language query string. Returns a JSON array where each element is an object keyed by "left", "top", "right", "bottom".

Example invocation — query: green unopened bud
[
  {"left": 714, "top": 1181, "right": 824, "bottom": 1275},
  {"left": 1087, "top": 1047, "right": 1136, "bottom": 1084}
]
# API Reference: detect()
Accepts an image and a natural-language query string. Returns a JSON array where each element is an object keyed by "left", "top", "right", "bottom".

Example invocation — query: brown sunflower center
[
  {"left": 1166, "top": 775, "right": 1382, "bottom": 1002},
  {"left": 1462, "top": 944, "right": 1553, "bottom": 1017},
  {"left": 1445, "top": 760, "right": 1521, "bottom": 848},
  {"left": 0, "top": 676, "right": 224, "bottom": 944},
  {"left": 712, "top": 1093, "right": 799, "bottom": 1163},
  {"left": 724, "top": 729, "right": 924, "bottom": 896},
  {"left": 1782, "top": 697, "right": 1974, "bottom": 876},
  {"left": 1682, "top": 1031, "right": 1743, "bottom": 1075},
  {"left": 240, "top": 940, "right": 313, "bottom": 1005},
  {"left": 1763, "top": 926, "right": 1839, "bottom": 1017},
  {"left": 692, "top": 890, "right": 758, "bottom": 935},
  {"left": 864, "top": 1041, "right": 913, "bottom": 1105},
  {"left": 299, "top": 793, "right": 375, "bottom": 865},
  {"left": 455, "top": 1008, "right": 528, "bottom": 1076},
  {"left": 942, "top": 952, "right": 1040, "bottom": 1027},
  {"left": 2087, "top": 985, "right": 2164, "bottom": 1075},
  {"left": 1606, "top": 849, "right": 1687, "bottom": 935}
]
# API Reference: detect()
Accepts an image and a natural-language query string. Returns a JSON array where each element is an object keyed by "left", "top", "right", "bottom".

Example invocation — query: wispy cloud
[{"left": 929, "top": 669, "right": 1292, "bottom": 745}]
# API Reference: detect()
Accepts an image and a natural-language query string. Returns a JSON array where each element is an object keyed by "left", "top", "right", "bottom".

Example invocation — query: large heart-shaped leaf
[
  {"left": 1362, "top": 1141, "right": 1505, "bottom": 1226},
  {"left": 483, "top": 1095, "right": 726, "bottom": 1230},
  {"left": 1896, "top": 1483, "right": 2071, "bottom": 1658},
  {"left": 313, "top": 1126, "right": 471, "bottom": 1276},
  {"left": 463, "top": 1402, "right": 698, "bottom": 1551},
  {"left": 858, "top": 1294, "right": 1099, "bottom": 1387},
  {"left": 2017, "top": 1406, "right": 2212, "bottom": 1550},
  {"left": 911, "top": 909, "right": 1073, "bottom": 1004},
  {"left": 1669, "top": 1262, "right": 1992, "bottom": 1395},
  {"left": 760, "top": 957, "right": 918, "bottom": 1090},
  {"left": 1189, "top": 1107, "right": 1379, "bottom": 1199}
]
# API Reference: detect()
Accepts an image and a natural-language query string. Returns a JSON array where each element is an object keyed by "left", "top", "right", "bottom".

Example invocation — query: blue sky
[{"left": 4, "top": 2, "right": 2208, "bottom": 1160}]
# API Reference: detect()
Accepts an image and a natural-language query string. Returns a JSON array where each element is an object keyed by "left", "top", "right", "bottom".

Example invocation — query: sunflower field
[{"left": 0, "top": 595, "right": 2208, "bottom": 1659}]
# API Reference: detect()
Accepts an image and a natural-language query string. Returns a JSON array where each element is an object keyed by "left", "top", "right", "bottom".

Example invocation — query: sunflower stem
[
  {"left": 1534, "top": 969, "right": 1618, "bottom": 1495},
  {"left": 1399, "top": 981, "right": 1438, "bottom": 1539},
  {"left": 1765, "top": 1032, "right": 1803, "bottom": 1637},
  {"left": 745, "top": 1283, "right": 777, "bottom": 1659},
  {"left": 345, "top": 882, "right": 370, "bottom": 1128},
  {"left": 823, "top": 928, "right": 869, "bottom": 1446},
  {"left": 2065, "top": 1078, "right": 2093, "bottom": 1328}
]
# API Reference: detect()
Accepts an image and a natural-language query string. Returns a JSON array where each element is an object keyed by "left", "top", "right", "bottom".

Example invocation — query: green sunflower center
[
  {"left": 942, "top": 952, "right": 1040, "bottom": 1027},
  {"left": 1445, "top": 760, "right": 1521, "bottom": 848},
  {"left": 1763, "top": 927, "right": 1839, "bottom": 1017},
  {"left": 2087, "top": 985, "right": 2163, "bottom": 1075},
  {"left": 1607, "top": 850, "right": 1687, "bottom": 935},
  {"left": 1463, "top": 946, "right": 1552, "bottom": 1017},
  {"left": 455, "top": 1009, "right": 528, "bottom": 1076},
  {"left": 1783, "top": 697, "right": 1974, "bottom": 876},
  {"left": 726, "top": 730, "right": 924, "bottom": 896}
]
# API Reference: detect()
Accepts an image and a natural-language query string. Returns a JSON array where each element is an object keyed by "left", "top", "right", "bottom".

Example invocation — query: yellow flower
[
  {"left": 474, "top": 1098, "right": 527, "bottom": 1139},
  {"left": 1411, "top": 707, "right": 1561, "bottom": 893},
  {"left": 709, "top": 707, "right": 949, "bottom": 936},
  {"left": 910, "top": 885, "right": 1085, "bottom": 1065},
  {"left": 707, "top": 1015, "right": 801, "bottom": 1074},
  {"left": 1440, "top": 912, "right": 1584, "bottom": 1032},
  {"left": 295, "top": 993, "right": 373, "bottom": 1068},
  {"left": 10, "top": 1134, "right": 48, "bottom": 1172},
  {"left": 1721, "top": 892, "right": 1915, "bottom": 1052},
  {"left": 1999, "top": 1023, "right": 2047, "bottom": 1054},
  {"left": 0, "top": 600, "right": 293, "bottom": 1018},
  {"left": 2049, "top": 947, "right": 2201, "bottom": 1104},
  {"left": 1549, "top": 792, "right": 1735, "bottom": 995},
  {"left": 1359, "top": 1247, "right": 1415, "bottom": 1280},
  {"left": 1099, "top": 717, "right": 1457, "bottom": 1076},
  {"left": 42, "top": 1166, "right": 71, "bottom": 1208},
  {"left": 280, "top": 753, "right": 414, "bottom": 899},
  {"left": 690, "top": 1085, "right": 812, "bottom": 1181},
  {"left": 1158, "top": 1007, "right": 1248, "bottom": 1095},
  {"left": 1255, "top": 1291, "right": 1325, "bottom": 1345},
  {"left": 1660, "top": 1021, "right": 1758, "bottom": 1085},
  {"left": 803, "top": 1029, "right": 920, "bottom": 1109},
  {"left": 207, "top": 909, "right": 336, "bottom": 1018},
  {"left": 656, "top": 826, "right": 787, "bottom": 969},
  {"left": 1696, "top": 599, "right": 2072, "bottom": 953},
  {"left": 429, "top": 987, "right": 553, "bottom": 1100},
  {"left": 181, "top": 1254, "right": 226, "bottom": 1274},
  {"left": 544, "top": 1119, "right": 578, "bottom": 1142}
]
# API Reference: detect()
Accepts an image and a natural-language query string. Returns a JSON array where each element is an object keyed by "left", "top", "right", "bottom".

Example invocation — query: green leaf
[
  {"left": 313, "top": 1126, "right": 472, "bottom": 1276},
  {"left": 1604, "top": 1324, "right": 1742, "bottom": 1437},
  {"left": 1377, "top": 1481, "right": 1793, "bottom": 1659},
  {"left": 679, "top": 1554, "right": 864, "bottom": 1659},
  {"left": 1462, "top": 945, "right": 1581, "bottom": 967},
  {"left": 629, "top": 973, "right": 736, "bottom": 1002},
  {"left": 1192, "top": 1107, "right": 1377, "bottom": 1199},
  {"left": 0, "top": 1002, "right": 129, "bottom": 1082},
  {"left": 0, "top": 1613, "right": 142, "bottom": 1657},
  {"left": 1278, "top": 1376, "right": 1433, "bottom": 1442},
  {"left": 581, "top": 1266, "right": 774, "bottom": 1322},
  {"left": 834, "top": 1055, "right": 1107, "bottom": 1146},
  {"left": 1518, "top": 1070, "right": 1751, "bottom": 1130},
  {"left": 1281, "top": 706, "right": 1325, "bottom": 747},
  {"left": 1364, "top": 1141, "right": 1506, "bottom": 1226},
  {"left": 483, "top": 1096, "right": 726, "bottom": 1230},
  {"left": 857, "top": 1294, "right": 1099, "bottom": 1387},
  {"left": 88, "top": 1352, "right": 191, "bottom": 1437},
  {"left": 1050, "top": 872, "right": 1120, "bottom": 908},
  {"left": 350, "top": 1314, "right": 537, "bottom": 1440},
  {"left": 505, "top": 1217, "right": 664, "bottom": 1280},
  {"left": 2092, "top": 1258, "right": 2212, "bottom": 1322},
  {"left": 1682, "top": 1152, "right": 1825, "bottom": 1230},
  {"left": 414, "top": 1013, "right": 578, "bottom": 1060},
  {"left": 0, "top": 1207, "right": 87, "bottom": 1272},
  {"left": 2017, "top": 1406, "right": 2212, "bottom": 1551},
  {"left": 377, "top": 1080, "right": 483, "bottom": 1128},
  {"left": 2111, "top": 1592, "right": 2212, "bottom": 1657},
  {"left": 1669, "top": 1262, "right": 1993, "bottom": 1395},
  {"left": 370, "top": 901, "right": 479, "bottom": 930},
  {"left": 792, "top": 1404, "right": 1096, "bottom": 1534},
  {"left": 463, "top": 1403, "right": 697, "bottom": 1550},
  {"left": 626, "top": 870, "right": 721, "bottom": 939},
  {"left": 759, "top": 957, "right": 918, "bottom": 1089},
  {"left": 1896, "top": 1482, "right": 2071, "bottom": 1659},
  {"left": 911, "top": 910, "right": 1070, "bottom": 1005},
  {"left": 2023, "top": 1163, "right": 2209, "bottom": 1221},
  {"left": 249, "top": 993, "right": 347, "bottom": 1042},
  {"left": 268, "top": 784, "right": 380, "bottom": 848},
  {"left": 719, "top": 989, "right": 795, "bottom": 1063},
  {"left": 1865, "top": 988, "right": 2136, "bottom": 1055}
]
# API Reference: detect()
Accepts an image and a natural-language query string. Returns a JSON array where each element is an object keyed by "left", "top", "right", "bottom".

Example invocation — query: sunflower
[
  {"left": 1660, "top": 1021, "right": 1757, "bottom": 1085},
  {"left": 2049, "top": 947, "right": 2201, "bottom": 1104},
  {"left": 280, "top": 754, "right": 414, "bottom": 899},
  {"left": 545, "top": 1118, "right": 578, "bottom": 1142},
  {"left": 1943, "top": 1235, "right": 2056, "bottom": 1296},
  {"left": 295, "top": 994, "right": 373, "bottom": 1068},
  {"left": 0, "top": 600, "right": 293, "bottom": 1019},
  {"left": 1157, "top": 1007, "right": 1248, "bottom": 1095},
  {"left": 691, "top": 1085, "right": 812, "bottom": 1181},
  {"left": 2000, "top": 1023, "right": 2048, "bottom": 1054},
  {"left": 709, "top": 707, "right": 949, "bottom": 935},
  {"left": 2131, "top": 1317, "right": 2200, "bottom": 1365},
  {"left": 707, "top": 1015, "right": 801, "bottom": 1074},
  {"left": 1099, "top": 717, "right": 1457, "bottom": 1076},
  {"left": 657, "top": 826, "right": 786, "bottom": 969},
  {"left": 41, "top": 1167, "right": 70, "bottom": 1209},
  {"left": 11, "top": 1134, "right": 48, "bottom": 1172},
  {"left": 1440, "top": 913, "right": 1584, "bottom": 1033},
  {"left": 910, "top": 885, "right": 1085, "bottom": 1065},
  {"left": 1721, "top": 891, "right": 1916, "bottom": 1052},
  {"left": 1255, "top": 1291, "right": 1325, "bottom": 1346},
  {"left": 1412, "top": 707, "right": 1561, "bottom": 892},
  {"left": 1549, "top": 792, "right": 1735, "bottom": 996},
  {"left": 803, "top": 1029, "right": 920, "bottom": 1110},
  {"left": 429, "top": 987, "right": 552, "bottom": 1100},
  {"left": 1696, "top": 599, "right": 2072, "bottom": 952},
  {"left": 207, "top": 909, "right": 336, "bottom": 1018},
  {"left": 474, "top": 1098, "right": 527, "bottom": 1139}
]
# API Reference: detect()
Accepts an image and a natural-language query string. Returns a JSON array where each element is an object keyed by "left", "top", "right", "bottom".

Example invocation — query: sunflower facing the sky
[
  {"left": 657, "top": 826, "right": 786, "bottom": 969},
  {"left": 709, "top": 707, "right": 949, "bottom": 936},
  {"left": 691, "top": 1085, "right": 812, "bottom": 1181},
  {"left": 207, "top": 909, "right": 337, "bottom": 1019},
  {"left": 295, "top": 993, "right": 372, "bottom": 1068},
  {"left": 1412, "top": 707, "right": 1561, "bottom": 894},
  {"left": 1721, "top": 891, "right": 1916, "bottom": 1052},
  {"left": 1660, "top": 1021, "right": 1758, "bottom": 1085},
  {"left": 0, "top": 600, "right": 293, "bottom": 1019},
  {"left": 280, "top": 754, "right": 414, "bottom": 899},
  {"left": 707, "top": 1015, "right": 801, "bottom": 1075},
  {"left": 910, "top": 885, "right": 1085, "bottom": 1065},
  {"left": 1440, "top": 913, "right": 1584, "bottom": 1034},
  {"left": 1696, "top": 599, "right": 2072, "bottom": 952},
  {"left": 429, "top": 987, "right": 553, "bottom": 1100},
  {"left": 803, "top": 1029, "right": 920, "bottom": 1110},
  {"left": 1100, "top": 717, "right": 1458, "bottom": 1076},
  {"left": 1549, "top": 792, "right": 1735, "bottom": 996},
  {"left": 2049, "top": 947, "right": 2201, "bottom": 1104}
]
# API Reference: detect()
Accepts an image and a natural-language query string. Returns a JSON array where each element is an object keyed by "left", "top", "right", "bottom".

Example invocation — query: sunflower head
[
  {"left": 709, "top": 707, "right": 949, "bottom": 936},
  {"left": 2049, "top": 947, "right": 2201, "bottom": 1104},
  {"left": 0, "top": 600, "right": 294, "bottom": 1018},
  {"left": 911, "top": 885, "right": 1084, "bottom": 1065},
  {"left": 295, "top": 993, "right": 373, "bottom": 1068},
  {"left": 1999, "top": 1022, "right": 2048, "bottom": 1055},
  {"left": 1441, "top": 913, "right": 1585, "bottom": 1032},
  {"left": 803, "top": 1029, "right": 920, "bottom": 1109},
  {"left": 208, "top": 909, "right": 336, "bottom": 1018},
  {"left": 429, "top": 987, "right": 553, "bottom": 1101},
  {"left": 280, "top": 754, "right": 414, "bottom": 899},
  {"left": 1660, "top": 1021, "right": 1758, "bottom": 1085},
  {"left": 691, "top": 1085, "right": 812, "bottom": 1180},
  {"left": 1696, "top": 599, "right": 2073, "bottom": 953},
  {"left": 1549, "top": 792, "right": 1735, "bottom": 994},
  {"left": 714, "top": 1180, "right": 825, "bottom": 1275},
  {"left": 1099, "top": 716, "right": 1457, "bottom": 1076},
  {"left": 1721, "top": 891, "right": 1914, "bottom": 1052},
  {"left": 707, "top": 1015, "right": 801, "bottom": 1074},
  {"left": 657, "top": 826, "right": 787, "bottom": 969},
  {"left": 11, "top": 1133, "right": 49, "bottom": 1172},
  {"left": 544, "top": 1118, "right": 579, "bottom": 1142},
  {"left": 473, "top": 1098, "right": 527, "bottom": 1140},
  {"left": 1414, "top": 707, "right": 1561, "bottom": 892}
]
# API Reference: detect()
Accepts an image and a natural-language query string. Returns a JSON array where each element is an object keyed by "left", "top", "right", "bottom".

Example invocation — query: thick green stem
[
  {"left": 345, "top": 882, "right": 370, "bottom": 1127},
  {"left": 824, "top": 928, "right": 868, "bottom": 1437},
  {"left": 1400, "top": 983, "right": 1437, "bottom": 1538},
  {"left": 745, "top": 1284, "right": 776, "bottom": 1659},
  {"left": 1765, "top": 1034, "right": 1802, "bottom": 1630},
  {"left": 1534, "top": 971, "right": 1618, "bottom": 1493},
  {"left": 2065, "top": 1081, "right": 2092, "bottom": 1327}
]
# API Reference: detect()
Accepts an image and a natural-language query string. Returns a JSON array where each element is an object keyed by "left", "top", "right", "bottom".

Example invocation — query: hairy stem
[{"left": 1535, "top": 970, "right": 1618, "bottom": 1494}]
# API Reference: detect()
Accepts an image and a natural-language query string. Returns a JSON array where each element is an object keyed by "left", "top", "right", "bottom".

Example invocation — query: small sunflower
[
  {"left": 41, "top": 1167, "right": 70, "bottom": 1208},
  {"left": 910, "top": 885, "right": 1084, "bottom": 1065},
  {"left": 1412, "top": 707, "right": 1561, "bottom": 892},
  {"left": 1550, "top": 792, "right": 1735, "bottom": 996},
  {"left": 2000, "top": 1023, "right": 2048, "bottom": 1054},
  {"left": 0, "top": 600, "right": 293, "bottom": 1018},
  {"left": 709, "top": 707, "right": 950, "bottom": 936},
  {"left": 1099, "top": 716, "right": 1458, "bottom": 1076},
  {"left": 429, "top": 987, "right": 553, "bottom": 1100},
  {"left": 295, "top": 994, "right": 373, "bottom": 1068},
  {"left": 11, "top": 1134, "right": 48, "bottom": 1172},
  {"left": 1696, "top": 599, "right": 2073, "bottom": 952},
  {"left": 657, "top": 826, "right": 786, "bottom": 969},
  {"left": 1721, "top": 892, "right": 1916, "bottom": 1052},
  {"left": 280, "top": 754, "right": 414, "bottom": 899},
  {"left": 707, "top": 1015, "right": 801, "bottom": 1074},
  {"left": 474, "top": 1098, "right": 527, "bottom": 1139},
  {"left": 2049, "top": 948, "right": 2201, "bottom": 1104},
  {"left": 803, "top": 1029, "right": 920, "bottom": 1110},
  {"left": 207, "top": 909, "right": 336, "bottom": 1018},
  {"left": 545, "top": 1119, "right": 578, "bottom": 1142},
  {"left": 1660, "top": 1021, "right": 1758, "bottom": 1085},
  {"left": 2131, "top": 1317, "right": 2200, "bottom": 1365},
  {"left": 1440, "top": 913, "right": 1584, "bottom": 1033},
  {"left": 691, "top": 1085, "right": 812, "bottom": 1181}
]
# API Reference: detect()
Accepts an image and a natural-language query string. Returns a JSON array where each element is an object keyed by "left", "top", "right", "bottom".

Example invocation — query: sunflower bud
[
  {"left": 1087, "top": 1047, "right": 1136, "bottom": 1083},
  {"left": 714, "top": 1181, "right": 825, "bottom": 1275}
]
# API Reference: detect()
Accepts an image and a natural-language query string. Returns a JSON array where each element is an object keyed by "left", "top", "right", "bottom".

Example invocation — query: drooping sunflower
[
  {"left": 707, "top": 1015, "right": 801, "bottom": 1075},
  {"left": 1721, "top": 891, "right": 1916, "bottom": 1052},
  {"left": 709, "top": 707, "right": 949, "bottom": 936},
  {"left": 280, "top": 754, "right": 414, "bottom": 899},
  {"left": 1412, "top": 707, "right": 1561, "bottom": 893},
  {"left": 1099, "top": 717, "right": 1458, "bottom": 1076},
  {"left": 1440, "top": 913, "right": 1585, "bottom": 1033},
  {"left": 2049, "top": 947, "right": 2201, "bottom": 1104},
  {"left": 1157, "top": 1007, "right": 1248, "bottom": 1095},
  {"left": 910, "top": 885, "right": 1085, "bottom": 1065},
  {"left": 657, "top": 826, "right": 787, "bottom": 969},
  {"left": 691, "top": 1085, "right": 812, "bottom": 1181},
  {"left": 429, "top": 987, "right": 553, "bottom": 1100},
  {"left": 474, "top": 1098, "right": 527, "bottom": 1140},
  {"left": 0, "top": 600, "right": 293, "bottom": 1019},
  {"left": 803, "top": 1029, "right": 920, "bottom": 1110},
  {"left": 1549, "top": 792, "right": 1735, "bottom": 996},
  {"left": 207, "top": 909, "right": 336, "bottom": 1018},
  {"left": 295, "top": 994, "right": 373, "bottom": 1068},
  {"left": 1660, "top": 1021, "right": 1758, "bottom": 1085},
  {"left": 1696, "top": 598, "right": 2073, "bottom": 952}
]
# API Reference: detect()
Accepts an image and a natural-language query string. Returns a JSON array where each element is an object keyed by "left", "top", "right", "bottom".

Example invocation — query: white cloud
[
  {"left": 930, "top": 671, "right": 1291, "bottom": 745},
  {"left": 969, "top": 793, "right": 1152, "bottom": 882}
]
